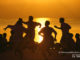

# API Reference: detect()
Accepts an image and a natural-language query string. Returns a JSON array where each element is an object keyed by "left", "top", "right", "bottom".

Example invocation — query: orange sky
[
  {"left": 0, "top": 0, "right": 80, "bottom": 19},
  {"left": 0, "top": 0, "right": 80, "bottom": 43},
  {"left": 0, "top": 0, "right": 80, "bottom": 26}
]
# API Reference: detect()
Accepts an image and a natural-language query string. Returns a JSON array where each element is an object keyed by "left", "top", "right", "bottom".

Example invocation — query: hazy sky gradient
[
  {"left": 0, "top": 0, "right": 80, "bottom": 19},
  {"left": 0, "top": 0, "right": 80, "bottom": 42}
]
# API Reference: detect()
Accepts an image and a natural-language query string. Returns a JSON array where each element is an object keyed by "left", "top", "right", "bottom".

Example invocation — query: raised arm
[{"left": 4, "top": 25, "right": 14, "bottom": 30}]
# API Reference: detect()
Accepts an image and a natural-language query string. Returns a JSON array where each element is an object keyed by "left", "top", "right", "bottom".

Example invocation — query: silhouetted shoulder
[
  {"left": 49, "top": 27, "right": 54, "bottom": 30},
  {"left": 62, "top": 23, "right": 71, "bottom": 29},
  {"left": 49, "top": 27, "right": 56, "bottom": 32}
]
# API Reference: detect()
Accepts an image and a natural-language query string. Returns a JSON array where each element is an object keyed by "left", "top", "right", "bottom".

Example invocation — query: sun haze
[{"left": 0, "top": 0, "right": 80, "bottom": 43}]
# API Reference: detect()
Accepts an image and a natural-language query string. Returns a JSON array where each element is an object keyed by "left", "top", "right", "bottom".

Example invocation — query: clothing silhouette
[
  {"left": 54, "top": 18, "right": 72, "bottom": 51},
  {"left": 39, "top": 21, "right": 57, "bottom": 48},
  {"left": 23, "top": 16, "right": 41, "bottom": 52},
  {"left": 66, "top": 33, "right": 75, "bottom": 51},
  {"left": 39, "top": 21, "right": 57, "bottom": 59},
  {"left": 2, "top": 33, "right": 7, "bottom": 50},
  {"left": 4, "top": 18, "right": 27, "bottom": 59},
  {"left": 0, "top": 34, "right": 3, "bottom": 52},
  {"left": 75, "top": 33, "right": 80, "bottom": 51},
  {"left": 9, "top": 30, "right": 15, "bottom": 49}
]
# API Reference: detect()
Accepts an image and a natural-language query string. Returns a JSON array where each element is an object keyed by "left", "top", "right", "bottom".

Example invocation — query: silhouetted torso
[
  {"left": 2, "top": 33, "right": 7, "bottom": 49},
  {"left": 66, "top": 33, "right": 75, "bottom": 51},
  {"left": 24, "top": 21, "right": 41, "bottom": 43},
  {"left": 61, "top": 23, "right": 71, "bottom": 35},
  {"left": 5, "top": 19, "right": 27, "bottom": 50},
  {"left": 39, "top": 21, "right": 57, "bottom": 60},
  {"left": 54, "top": 18, "right": 73, "bottom": 51},
  {"left": 39, "top": 26, "right": 57, "bottom": 48},
  {"left": 40, "top": 27, "right": 55, "bottom": 38}
]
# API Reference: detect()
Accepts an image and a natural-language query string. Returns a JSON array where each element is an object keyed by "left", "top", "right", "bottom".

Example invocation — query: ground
[{"left": 0, "top": 48, "right": 76, "bottom": 60}]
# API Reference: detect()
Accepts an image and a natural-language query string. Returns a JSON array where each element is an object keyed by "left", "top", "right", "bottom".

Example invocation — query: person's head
[
  {"left": 29, "top": 16, "right": 33, "bottom": 21},
  {"left": 18, "top": 18, "right": 23, "bottom": 23},
  {"left": 75, "top": 33, "right": 80, "bottom": 39},
  {"left": 59, "top": 18, "right": 64, "bottom": 23},
  {"left": 16, "top": 18, "right": 23, "bottom": 25},
  {"left": 45, "top": 21, "right": 50, "bottom": 27},
  {"left": 3, "top": 33, "right": 7, "bottom": 38}
]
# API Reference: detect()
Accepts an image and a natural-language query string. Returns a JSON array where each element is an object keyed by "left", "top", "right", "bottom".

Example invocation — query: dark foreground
[{"left": 0, "top": 48, "right": 77, "bottom": 60}]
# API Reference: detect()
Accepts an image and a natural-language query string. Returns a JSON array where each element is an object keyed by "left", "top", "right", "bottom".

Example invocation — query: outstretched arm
[
  {"left": 36, "top": 23, "right": 41, "bottom": 28},
  {"left": 22, "top": 22, "right": 28, "bottom": 25},
  {"left": 54, "top": 25, "right": 61, "bottom": 29},
  {"left": 4, "top": 25, "right": 14, "bottom": 30}
]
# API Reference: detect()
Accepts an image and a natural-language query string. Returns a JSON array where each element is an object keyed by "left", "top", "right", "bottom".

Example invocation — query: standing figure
[
  {"left": 23, "top": 16, "right": 41, "bottom": 52},
  {"left": 66, "top": 33, "right": 75, "bottom": 51},
  {"left": 75, "top": 33, "right": 80, "bottom": 51},
  {"left": 2, "top": 33, "right": 8, "bottom": 50},
  {"left": 39, "top": 21, "right": 57, "bottom": 59},
  {"left": 54, "top": 18, "right": 71, "bottom": 51},
  {"left": 4, "top": 18, "right": 26, "bottom": 60},
  {"left": 0, "top": 34, "right": 3, "bottom": 52}
]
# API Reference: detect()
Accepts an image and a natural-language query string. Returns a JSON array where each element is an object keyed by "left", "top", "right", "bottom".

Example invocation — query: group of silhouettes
[{"left": 0, "top": 16, "right": 80, "bottom": 56}]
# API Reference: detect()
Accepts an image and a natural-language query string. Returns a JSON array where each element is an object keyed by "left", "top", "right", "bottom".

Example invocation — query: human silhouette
[
  {"left": 2, "top": 33, "right": 8, "bottom": 50},
  {"left": 0, "top": 34, "right": 3, "bottom": 53},
  {"left": 54, "top": 18, "right": 72, "bottom": 51},
  {"left": 54, "top": 18, "right": 71, "bottom": 34},
  {"left": 9, "top": 30, "right": 15, "bottom": 49},
  {"left": 4, "top": 18, "right": 27, "bottom": 59},
  {"left": 39, "top": 21, "right": 57, "bottom": 59},
  {"left": 23, "top": 16, "right": 41, "bottom": 52},
  {"left": 75, "top": 33, "right": 80, "bottom": 51},
  {"left": 39, "top": 21, "right": 57, "bottom": 48},
  {"left": 66, "top": 33, "right": 75, "bottom": 51}
]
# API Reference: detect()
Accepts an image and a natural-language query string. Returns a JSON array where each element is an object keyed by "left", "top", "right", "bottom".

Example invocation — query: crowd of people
[{"left": 0, "top": 16, "right": 80, "bottom": 60}]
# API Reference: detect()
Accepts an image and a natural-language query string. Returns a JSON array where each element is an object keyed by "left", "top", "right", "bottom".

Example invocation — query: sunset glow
[
  {"left": 0, "top": 0, "right": 80, "bottom": 43},
  {"left": 0, "top": 0, "right": 80, "bottom": 59},
  {"left": 34, "top": 18, "right": 50, "bottom": 43}
]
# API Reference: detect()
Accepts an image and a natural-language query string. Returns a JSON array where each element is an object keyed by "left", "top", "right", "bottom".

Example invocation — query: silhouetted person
[
  {"left": 8, "top": 30, "right": 15, "bottom": 49},
  {"left": 66, "top": 33, "right": 75, "bottom": 51},
  {"left": 0, "top": 34, "right": 3, "bottom": 52},
  {"left": 39, "top": 21, "right": 57, "bottom": 48},
  {"left": 75, "top": 33, "right": 80, "bottom": 51},
  {"left": 54, "top": 18, "right": 71, "bottom": 51},
  {"left": 23, "top": 16, "right": 41, "bottom": 52},
  {"left": 54, "top": 18, "right": 71, "bottom": 34},
  {"left": 5, "top": 18, "right": 26, "bottom": 46},
  {"left": 4, "top": 18, "right": 26, "bottom": 60},
  {"left": 39, "top": 21, "right": 57, "bottom": 59},
  {"left": 2, "top": 33, "right": 7, "bottom": 50}
]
